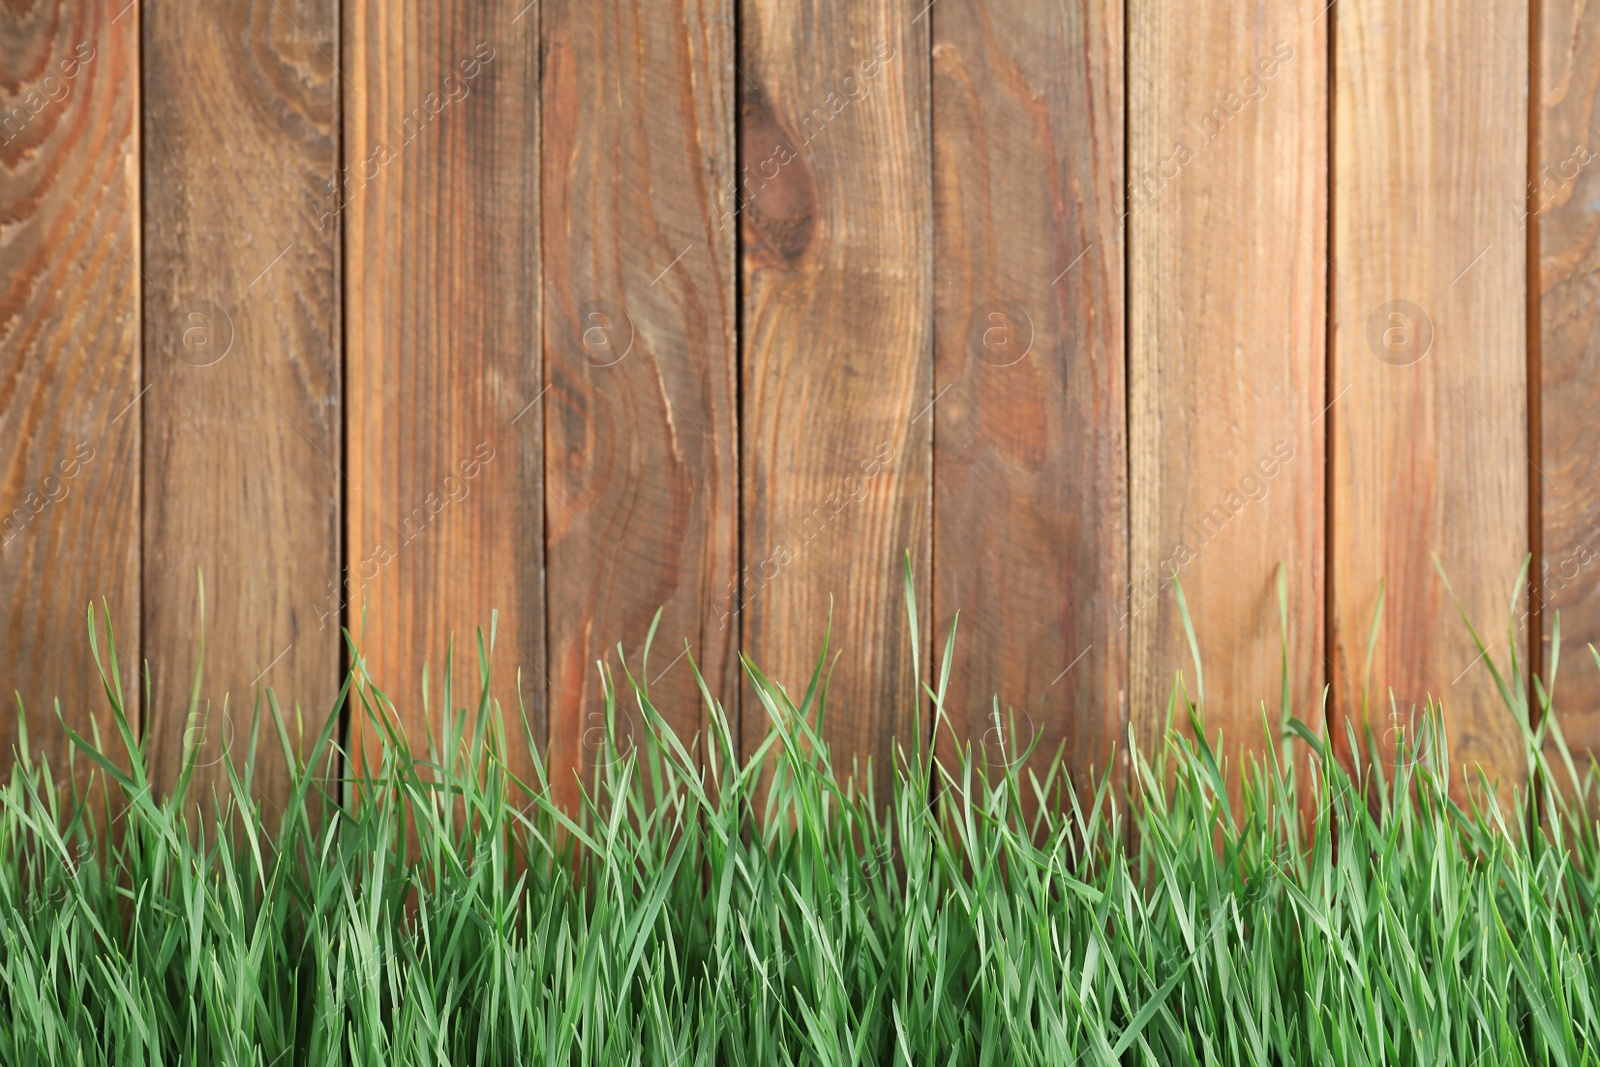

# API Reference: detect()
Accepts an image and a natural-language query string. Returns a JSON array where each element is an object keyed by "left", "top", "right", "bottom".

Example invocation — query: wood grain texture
[
  {"left": 1128, "top": 3, "right": 1327, "bottom": 769},
  {"left": 0, "top": 2, "right": 140, "bottom": 772},
  {"left": 345, "top": 7, "right": 544, "bottom": 773},
  {"left": 542, "top": 0, "right": 737, "bottom": 808},
  {"left": 1537, "top": 0, "right": 1600, "bottom": 751},
  {"left": 142, "top": 0, "right": 340, "bottom": 808},
  {"left": 1330, "top": 1, "right": 1528, "bottom": 790},
  {"left": 931, "top": 0, "right": 1126, "bottom": 794},
  {"left": 739, "top": 0, "right": 931, "bottom": 791}
]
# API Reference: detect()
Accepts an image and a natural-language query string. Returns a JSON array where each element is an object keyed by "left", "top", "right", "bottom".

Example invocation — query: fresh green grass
[{"left": 5, "top": 560, "right": 1600, "bottom": 1065}]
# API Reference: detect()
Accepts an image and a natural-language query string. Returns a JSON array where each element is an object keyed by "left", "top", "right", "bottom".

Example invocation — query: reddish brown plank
[
  {"left": 141, "top": 0, "right": 341, "bottom": 807},
  {"left": 1538, "top": 0, "right": 1600, "bottom": 753},
  {"left": 931, "top": 0, "right": 1126, "bottom": 797},
  {"left": 345, "top": 7, "right": 545, "bottom": 776},
  {"left": 739, "top": 0, "right": 931, "bottom": 795},
  {"left": 1330, "top": 0, "right": 1528, "bottom": 793},
  {"left": 541, "top": 0, "right": 738, "bottom": 808},
  {"left": 0, "top": 2, "right": 140, "bottom": 773},
  {"left": 1128, "top": 4, "right": 1327, "bottom": 775}
]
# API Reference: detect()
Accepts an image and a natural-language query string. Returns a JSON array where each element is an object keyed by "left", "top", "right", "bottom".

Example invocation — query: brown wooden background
[{"left": 1, "top": 0, "right": 1594, "bottom": 810}]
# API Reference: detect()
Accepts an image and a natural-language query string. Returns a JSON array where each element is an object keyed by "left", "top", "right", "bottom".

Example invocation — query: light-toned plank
[
  {"left": 142, "top": 0, "right": 340, "bottom": 806},
  {"left": 1537, "top": 0, "right": 1600, "bottom": 751},
  {"left": 932, "top": 0, "right": 1126, "bottom": 795},
  {"left": 542, "top": 0, "right": 737, "bottom": 808},
  {"left": 0, "top": 2, "right": 140, "bottom": 772},
  {"left": 739, "top": 1, "right": 931, "bottom": 791},
  {"left": 345, "top": 7, "right": 545, "bottom": 773},
  {"left": 1330, "top": 1, "right": 1528, "bottom": 789},
  {"left": 1129, "top": 4, "right": 1327, "bottom": 771}
]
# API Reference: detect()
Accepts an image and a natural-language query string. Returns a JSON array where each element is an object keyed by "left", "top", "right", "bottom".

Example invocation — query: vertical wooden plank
[
  {"left": 1331, "top": 2, "right": 1528, "bottom": 788},
  {"left": 142, "top": 0, "right": 340, "bottom": 806},
  {"left": 1129, "top": 5, "right": 1327, "bottom": 767},
  {"left": 0, "top": 3, "right": 139, "bottom": 770},
  {"left": 739, "top": 1, "right": 931, "bottom": 789},
  {"left": 931, "top": 0, "right": 1126, "bottom": 794},
  {"left": 542, "top": 0, "right": 737, "bottom": 806},
  {"left": 1537, "top": 0, "right": 1600, "bottom": 751},
  {"left": 346, "top": 6, "right": 544, "bottom": 772}
]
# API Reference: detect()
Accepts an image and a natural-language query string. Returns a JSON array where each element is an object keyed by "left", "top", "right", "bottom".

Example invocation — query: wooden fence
[{"left": 0, "top": 0, "right": 1592, "bottom": 810}]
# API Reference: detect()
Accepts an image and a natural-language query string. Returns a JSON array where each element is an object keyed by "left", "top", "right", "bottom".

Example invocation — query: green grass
[{"left": 5, "top": 560, "right": 1600, "bottom": 1065}]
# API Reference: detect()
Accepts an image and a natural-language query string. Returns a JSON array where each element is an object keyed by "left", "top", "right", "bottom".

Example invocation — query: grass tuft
[{"left": 3, "top": 569, "right": 1600, "bottom": 1064}]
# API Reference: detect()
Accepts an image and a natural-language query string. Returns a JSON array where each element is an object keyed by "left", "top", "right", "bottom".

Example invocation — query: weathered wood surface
[
  {"left": 0, "top": 1, "right": 141, "bottom": 772},
  {"left": 739, "top": 0, "right": 931, "bottom": 791},
  {"left": 141, "top": 0, "right": 341, "bottom": 806},
  {"left": 1128, "top": 3, "right": 1328, "bottom": 773},
  {"left": 931, "top": 0, "right": 1127, "bottom": 796},
  {"left": 344, "top": 5, "right": 545, "bottom": 777},
  {"left": 0, "top": 3, "right": 1578, "bottom": 813},
  {"left": 1537, "top": 0, "right": 1600, "bottom": 752},
  {"left": 542, "top": 0, "right": 738, "bottom": 807},
  {"left": 1330, "top": 0, "right": 1528, "bottom": 791}
]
